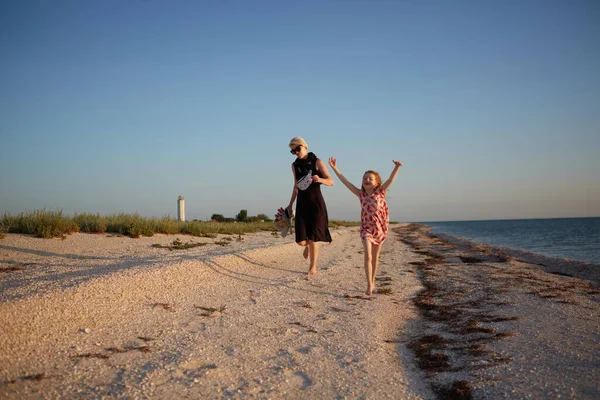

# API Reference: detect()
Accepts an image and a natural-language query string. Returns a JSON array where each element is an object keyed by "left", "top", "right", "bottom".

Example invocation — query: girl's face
[{"left": 362, "top": 172, "right": 379, "bottom": 190}]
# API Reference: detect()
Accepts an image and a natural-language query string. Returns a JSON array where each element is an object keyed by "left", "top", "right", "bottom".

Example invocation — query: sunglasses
[{"left": 290, "top": 145, "right": 302, "bottom": 154}]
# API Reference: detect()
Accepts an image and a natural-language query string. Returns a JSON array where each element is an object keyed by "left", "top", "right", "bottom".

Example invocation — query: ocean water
[{"left": 423, "top": 217, "right": 600, "bottom": 265}]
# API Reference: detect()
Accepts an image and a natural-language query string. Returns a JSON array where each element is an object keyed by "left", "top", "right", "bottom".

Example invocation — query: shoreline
[
  {"left": 421, "top": 217, "right": 600, "bottom": 266},
  {"left": 394, "top": 224, "right": 599, "bottom": 398},
  {"left": 1, "top": 226, "right": 599, "bottom": 398},
  {"left": 422, "top": 226, "right": 600, "bottom": 286}
]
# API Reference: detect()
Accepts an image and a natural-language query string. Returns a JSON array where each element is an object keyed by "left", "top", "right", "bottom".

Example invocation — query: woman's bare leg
[
  {"left": 296, "top": 240, "right": 309, "bottom": 259},
  {"left": 363, "top": 238, "right": 374, "bottom": 295},
  {"left": 308, "top": 241, "right": 318, "bottom": 275}
]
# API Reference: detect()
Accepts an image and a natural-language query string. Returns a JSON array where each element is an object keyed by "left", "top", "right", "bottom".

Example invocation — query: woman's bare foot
[
  {"left": 308, "top": 267, "right": 317, "bottom": 276},
  {"left": 303, "top": 246, "right": 309, "bottom": 260}
]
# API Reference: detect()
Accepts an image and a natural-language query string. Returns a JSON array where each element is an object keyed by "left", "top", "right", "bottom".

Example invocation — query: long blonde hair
[{"left": 361, "top": 170, "right": 382, "bottom": 192}]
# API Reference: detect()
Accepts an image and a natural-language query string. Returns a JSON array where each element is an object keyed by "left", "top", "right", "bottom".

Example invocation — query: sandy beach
[{"left": 1, "top": 225, "right": 599, "bottom": 399}]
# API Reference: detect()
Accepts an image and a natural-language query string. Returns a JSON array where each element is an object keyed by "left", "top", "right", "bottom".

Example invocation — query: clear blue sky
[{"left": 1, "top": 0, "right": 599, "bottom": 222}]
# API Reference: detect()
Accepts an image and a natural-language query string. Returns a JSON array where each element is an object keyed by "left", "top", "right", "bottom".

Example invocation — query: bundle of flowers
[
  {"left": 274, "top": 207, "right": 287, "bottom": 222},
  {"left": 274, "top": 207, "right": 293, "bottom": 238}
]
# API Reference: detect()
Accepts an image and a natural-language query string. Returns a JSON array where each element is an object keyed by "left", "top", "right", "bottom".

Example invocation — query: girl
[
  {"left": 288, "top": 137, "right": 334, "bottom": 276},
  {"left": 328, "top": 157, "right": 403, "bottom": 296}
]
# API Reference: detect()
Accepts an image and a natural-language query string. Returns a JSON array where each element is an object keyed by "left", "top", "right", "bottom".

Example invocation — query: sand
[{"left": 0, "top": 224, "right": 598, "bottom": 399}]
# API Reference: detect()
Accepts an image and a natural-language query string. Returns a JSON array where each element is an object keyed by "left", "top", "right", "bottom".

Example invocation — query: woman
[{"left": 287, "top": 137, "right": 334, "bottom": 276}]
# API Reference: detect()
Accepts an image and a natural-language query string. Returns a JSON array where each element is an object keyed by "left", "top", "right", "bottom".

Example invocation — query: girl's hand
[
  {"left": 392, "top": 160, "right": 403, "bottom": 167},
  {"left": 328, "top": 157, "right": 337, "bottom": 169},
  {"left": 312, "top": 175, "right": 320, "bottom": 183}
]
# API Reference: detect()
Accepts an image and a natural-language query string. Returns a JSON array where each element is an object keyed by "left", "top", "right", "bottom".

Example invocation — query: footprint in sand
[{"left": 284, "top": 370, "right": 313, "bottom": 390}]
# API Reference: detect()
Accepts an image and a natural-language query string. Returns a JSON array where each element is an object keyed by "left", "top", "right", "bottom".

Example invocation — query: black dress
[{"left": 293, "top": 152, "right": 332, "bottom": 244}]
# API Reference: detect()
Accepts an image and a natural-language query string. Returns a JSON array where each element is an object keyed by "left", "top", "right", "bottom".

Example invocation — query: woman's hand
[{"left": 392, "top": 160, "right": 403, "bottom": 167}]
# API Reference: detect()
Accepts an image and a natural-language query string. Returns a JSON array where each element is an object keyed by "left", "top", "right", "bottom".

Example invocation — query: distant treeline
[{"left": 0, "top": 209, "right": 359, "bottom": 239}]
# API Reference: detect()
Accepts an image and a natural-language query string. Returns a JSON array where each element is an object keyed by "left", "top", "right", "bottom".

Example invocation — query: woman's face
[{"left": 290, "top": 145, "right": 305, "bottom": 158}]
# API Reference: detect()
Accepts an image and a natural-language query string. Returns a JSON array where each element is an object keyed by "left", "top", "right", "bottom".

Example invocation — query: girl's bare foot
[
  {"left": 303, "top": 246, "right": 309, "bottom": 260},
  {"left": 308, "top": 267, "right": 317, "bottom": 276}
]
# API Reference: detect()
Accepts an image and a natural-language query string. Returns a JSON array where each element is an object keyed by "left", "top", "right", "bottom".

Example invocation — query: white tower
[{"left": 177, "top": 195, "right": 185, "bottom": 222}]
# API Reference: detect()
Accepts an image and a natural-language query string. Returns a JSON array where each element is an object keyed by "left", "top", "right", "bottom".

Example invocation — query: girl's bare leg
[
  {"left": 371, "top": 243, "right": 382, "bottom": 289},
  {"left": 363, "top": 238, "right": 374, "bottom": 295},
  {"left": 308, "top": 241, "right": 318, "bottom": 275}
]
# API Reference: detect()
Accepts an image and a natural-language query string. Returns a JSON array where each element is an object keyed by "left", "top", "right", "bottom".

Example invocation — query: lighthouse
[{"left": 177, "top": 195, "right": 185, "bottom": 222}]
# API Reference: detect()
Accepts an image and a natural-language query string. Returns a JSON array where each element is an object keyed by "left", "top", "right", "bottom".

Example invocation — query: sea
[{"left": 422, "top": 217, "right": 600, "bottom": 265}]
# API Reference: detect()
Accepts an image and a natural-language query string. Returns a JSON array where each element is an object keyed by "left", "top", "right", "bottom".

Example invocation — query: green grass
[
  {"left": 73, "top": 213, "right": 107, "bottom": 234},
  {"left": 1, "top": 209, "right": 363, "bottom": 239},
  {"left": 2, "top": 209, "right": 78, "bottom": 238}
]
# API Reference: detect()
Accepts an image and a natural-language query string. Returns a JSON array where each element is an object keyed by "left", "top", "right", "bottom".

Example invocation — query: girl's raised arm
[
  {"left": 328, "top": 157, "right": 361, "bottom": 197},
  {"left": 380, "top": 160, "right": 403, "bottom": 191}
]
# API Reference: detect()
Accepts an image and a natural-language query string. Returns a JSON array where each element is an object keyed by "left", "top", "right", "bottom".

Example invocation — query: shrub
[
  {"left": 125, "top": 221, "right": 154, "bottom": 238},
  {"left": 151, "top": 216, "right": 182, "bottom": 235},
  {"left": 5, "top": 209, "right": 78, "bottom": 238},
  {"left": 1, "top": 209, "right": 361, "bottom": 239},
  {"left": 73, "top": 213, "right": 107, "bottom": 233},
  {"left": 236, "top": 209, "right": 248, "bottom": 222},
  {"left": 105, "top": 213, "right": 153, "bottom": 238},
  {"left": 180, "top": 221, "right": 218, "bottom": 238},
  {"left": 210, "top": 214, "right": 225, "bottom": 222}
]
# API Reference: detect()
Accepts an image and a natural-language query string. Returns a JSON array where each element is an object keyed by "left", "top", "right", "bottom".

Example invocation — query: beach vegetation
[
  {"left": 105, "top": 213, "right": 154, "bottom": 238},
  {"left": 215, "top": 238, "right": 232, "bottom": 246},
  {"left": 150, "top": 216, "right": 182, "bottom": 235},
  {"left": 235, "top": 209, "right": 248, "bottom": 222},
  {"left": 151, "top": 238, "right": 208, "bottom": 250},
  {"left": 2, "top": 209, "right": 78, "bottom": 238},
  {"left": 246, "top": 213, "right": 270, "bottom": 222},
  {"left": 377, "top": 287, "right": 393, "bottom": 295},
  {"left": 329, "top": 220, "right": 361, "bottom": 228},
  {"left": 210, "top": 214, "right": 225, "bottom": 222},
  {"left": 195, "top": 305, "right": 226, "bottom": 317},
  {"left": 73, "top": 213, "right": 107, "bottom": 233},
  {"left": 434, "top": 380, "right": 472, "bottom": 400},
  {"left": 1, "top": 208, "right": 362, "bottom": 239}
]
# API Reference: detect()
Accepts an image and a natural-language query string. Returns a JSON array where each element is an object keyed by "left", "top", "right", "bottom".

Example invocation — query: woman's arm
[
  {"left": 312, "top": 158, "right": 335, "bottom": 187},
  {"left": 288, "top": 164, "right": 298, "bottom": 210},
  {"left": 380, "top": 160, "right": 403, "bottom": 191},
  {"left": 328, "top": 157, "right": 360, "bottom": 197}
]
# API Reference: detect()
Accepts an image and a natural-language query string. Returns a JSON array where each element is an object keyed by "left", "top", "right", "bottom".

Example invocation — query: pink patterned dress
[{"left": 359, "top": 187, "right": 389, "bottom": 245}]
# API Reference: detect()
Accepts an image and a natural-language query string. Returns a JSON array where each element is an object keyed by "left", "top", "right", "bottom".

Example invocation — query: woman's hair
[
  {"left": 289, "top": 136, "right": 308, "bottom": 150},
  {"left": 362, "top": 170, "right": 382, "bottom": 192}
]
